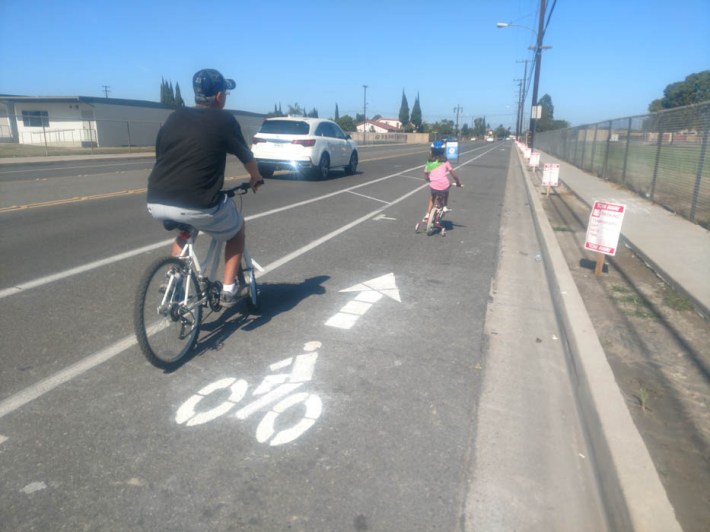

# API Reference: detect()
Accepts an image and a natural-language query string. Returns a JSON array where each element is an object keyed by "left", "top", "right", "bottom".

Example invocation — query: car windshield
[{"left": 259, "top": 120, "right": 310, "bottom": 135}]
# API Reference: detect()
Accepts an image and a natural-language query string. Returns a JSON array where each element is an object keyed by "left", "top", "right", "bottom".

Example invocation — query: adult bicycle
[{"left": 134, "top": 182, "right": 261, "bottom": 369}]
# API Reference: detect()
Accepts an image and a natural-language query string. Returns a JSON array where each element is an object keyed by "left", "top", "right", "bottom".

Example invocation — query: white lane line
[
  {"left": 0, "top": 333, "right": 138, "bottom": 419},
  {"left": 0, "top": 184, "right": 425, "bottom": 420},
  {"left": 0, "top": 148, "right": 494, "bottom": 419},
  {"left": 347, "top": 190, "right": 391, "bottom": 204},
  {"left": 0, "top": 164, "right": 425, "bottom": 300},
  {"left": 0, "top": 239, "right": 173, "bottom": 300},
  {"left": 1, "top": 145, "right": 497, "bottom": 300}
]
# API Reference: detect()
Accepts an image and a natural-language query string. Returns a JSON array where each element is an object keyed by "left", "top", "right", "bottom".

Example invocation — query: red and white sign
[
  {"left": 542, "top": 163, "right": 560, "bottom": 186},
  {"left": 529, "top": 151, "right": 540, "bottom": 168},
  {"left": 584, "top": 201, "right": 626, "bottom": 256}
]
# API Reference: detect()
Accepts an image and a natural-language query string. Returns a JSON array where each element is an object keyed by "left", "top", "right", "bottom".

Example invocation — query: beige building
[{"left": 0, "top": 95, "right": 264, "bottom": 148}]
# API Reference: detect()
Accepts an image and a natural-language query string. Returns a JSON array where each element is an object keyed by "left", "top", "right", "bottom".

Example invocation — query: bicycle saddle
[{"left": 162, "top": 220, "right": 194, "bottom": 232}]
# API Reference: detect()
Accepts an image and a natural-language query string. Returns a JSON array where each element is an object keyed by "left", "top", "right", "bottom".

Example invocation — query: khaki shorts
[{"left": 147, "top": 195, "right": 243, "bottom": 241}]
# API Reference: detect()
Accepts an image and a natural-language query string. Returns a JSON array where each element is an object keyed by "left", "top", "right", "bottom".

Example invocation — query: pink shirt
[{"left": 428, "top": 160, "right": 453, "bottom": 191}]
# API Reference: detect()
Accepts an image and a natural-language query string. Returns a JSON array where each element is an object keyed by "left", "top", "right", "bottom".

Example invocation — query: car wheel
[
  {"left": 257, "top": 163, "right": 274, "bottom": 178},
  {"left": 345, "top": 151, "right": 358, "bottom": 175},
  {"left": 313, "top": 153, "right": 330, "bottom": 180}
]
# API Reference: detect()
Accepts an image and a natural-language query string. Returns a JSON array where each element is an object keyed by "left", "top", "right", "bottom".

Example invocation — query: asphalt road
[{"left": 0, "top": 143, "right": 606, "bottom": 530}]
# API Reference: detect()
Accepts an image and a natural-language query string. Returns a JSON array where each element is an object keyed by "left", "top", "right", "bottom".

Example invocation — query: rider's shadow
[
  {"left": 195, "top": 274, "right": 329, "bottom": 353},
  {"left": 439, "top": 220, "right": 465, "bottom": 232}
]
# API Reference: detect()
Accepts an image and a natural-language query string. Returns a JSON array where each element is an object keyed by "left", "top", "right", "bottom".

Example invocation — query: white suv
[{"left": 251, "top": 117, "right": 358, "bottom": 179}]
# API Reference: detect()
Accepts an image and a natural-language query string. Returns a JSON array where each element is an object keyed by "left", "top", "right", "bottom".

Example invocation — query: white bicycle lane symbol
[{"left": 175, "top": 341, "right": 323, "bottom": 446}]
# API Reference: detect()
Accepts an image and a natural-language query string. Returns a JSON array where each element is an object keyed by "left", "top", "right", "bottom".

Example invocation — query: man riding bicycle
[{"left": 146, "top": 68, "right": 263, "bottom": 306}]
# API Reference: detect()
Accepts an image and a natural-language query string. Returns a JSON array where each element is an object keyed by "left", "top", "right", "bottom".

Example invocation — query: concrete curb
[
  {"left": 0, "top": 152, "right": 155, "bottom": 165},
  {"left": 514, "top": 147, "right": 682, "bottom": 531}
]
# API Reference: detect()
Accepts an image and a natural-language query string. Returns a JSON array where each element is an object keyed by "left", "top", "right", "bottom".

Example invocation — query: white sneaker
[{"left": 442, "top": 206, "right": 452, "bottom": 213}]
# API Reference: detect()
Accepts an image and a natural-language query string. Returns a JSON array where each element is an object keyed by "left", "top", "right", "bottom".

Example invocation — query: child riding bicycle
[{"left": 421, "top": 140, "right": 462, "bottom": 223}]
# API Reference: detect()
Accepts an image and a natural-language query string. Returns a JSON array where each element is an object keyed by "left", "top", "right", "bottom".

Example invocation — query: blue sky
[{"left": 1, "top": 0, "right": 708, "bottom": 129}]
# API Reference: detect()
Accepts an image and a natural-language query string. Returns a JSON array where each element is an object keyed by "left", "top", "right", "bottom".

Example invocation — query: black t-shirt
[{"left": 147, "top": 107, "right": 254, "bottom": 209}]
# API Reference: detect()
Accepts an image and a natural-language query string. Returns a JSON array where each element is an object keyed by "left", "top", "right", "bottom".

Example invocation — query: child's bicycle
[
  {"left": 134, "top": 182, "right": 261, "bottom": 370},
  {"left": 415, "top": 190, "right": 449, "bottom": 237}
]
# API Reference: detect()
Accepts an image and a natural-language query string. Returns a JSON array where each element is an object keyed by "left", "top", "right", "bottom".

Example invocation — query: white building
[
  {"left": 0, "top": 95, "right": 264, "bottom": 148},
  {"left": 356, "top": 119, "right": 401, "bottom": 134}
]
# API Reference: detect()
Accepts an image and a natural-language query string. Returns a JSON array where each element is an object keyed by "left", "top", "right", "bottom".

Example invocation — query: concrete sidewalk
[
  {"left": 514, "top": 145, "right": 686, "bottom": 531},
  {"left": 532, "top": 151, "right": 710, "bottom": 318}
]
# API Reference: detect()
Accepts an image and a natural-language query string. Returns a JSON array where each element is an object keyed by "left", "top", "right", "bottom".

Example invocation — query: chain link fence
[{"left": 534, "top": 101, "right": 710, "bottom": 229}]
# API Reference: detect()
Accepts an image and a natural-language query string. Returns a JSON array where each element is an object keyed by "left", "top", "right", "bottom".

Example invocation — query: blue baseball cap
[{"left": 193, "top": 69, "right": 236, "bottom": 102}]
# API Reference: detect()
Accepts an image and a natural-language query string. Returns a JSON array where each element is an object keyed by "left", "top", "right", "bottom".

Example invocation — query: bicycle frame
[{"left": 171, "top": 228, "right": 222, "bottom": 311}]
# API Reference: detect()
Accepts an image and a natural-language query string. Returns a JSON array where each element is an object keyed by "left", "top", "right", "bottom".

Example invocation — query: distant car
[
  {"left": 251, "top": 117, "right": 358, "bottom": 179},
  {"left": 485, "top": 136, "right": 495, "bottom": 142}
]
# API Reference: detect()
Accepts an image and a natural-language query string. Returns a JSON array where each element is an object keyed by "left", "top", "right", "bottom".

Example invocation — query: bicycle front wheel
[
  {"left": 426, "top": 206, "right": 438, "bottom": 235},
  {"left": 238, "top": 250, "right": 259, "bottom": 311},
  {"left": 134, "top": 256, "right": 202, "bottom": 369}
]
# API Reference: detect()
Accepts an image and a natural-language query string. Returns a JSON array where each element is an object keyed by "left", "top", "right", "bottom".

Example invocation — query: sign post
[
  {"left": 542, "top": 163, "right": 560, "bottom": 196},
  {"left": 584, "top": 201, "right": 626, "bottom": 276},
  {"left": 529, "top": 151, "right": 540, "bottom": 170}
]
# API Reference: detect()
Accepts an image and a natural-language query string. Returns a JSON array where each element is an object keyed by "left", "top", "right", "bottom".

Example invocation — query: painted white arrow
[{"left": 325, "top": 273, "right": 401, "bottom": 330}]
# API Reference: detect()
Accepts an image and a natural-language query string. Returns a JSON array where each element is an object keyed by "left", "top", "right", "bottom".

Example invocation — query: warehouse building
[{"left": 0, "top": 95, "right": 264, "bottom": 148}]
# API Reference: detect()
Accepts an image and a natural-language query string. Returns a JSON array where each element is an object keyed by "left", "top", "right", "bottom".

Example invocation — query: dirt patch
[{"left": 536, "top": 180, "right": 710, "bottom": 532}]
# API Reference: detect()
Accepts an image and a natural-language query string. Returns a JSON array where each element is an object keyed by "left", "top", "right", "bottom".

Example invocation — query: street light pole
[
  {"left": 363, "top": 85, "right": 368, "bottom": 145},
  {"left": 529, "top": 0, "right": 546, "bottom": 152},
  {"left": 515, "top": 59, "right": 529, "bottom": 141},
  {"left": 453, "top": 105, "right": 463, "bottom": 137}
]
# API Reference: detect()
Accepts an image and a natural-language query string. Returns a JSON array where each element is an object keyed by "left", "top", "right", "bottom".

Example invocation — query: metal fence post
[
  {"left": 649, "top": 114, "right": 665, "bottom": 200},
  {"left": 602, "top": 120, "right": 612, "bottom": 179},
  {"left": 590, "top": 124, "right": 598, "bottom": 175},
  {"left": 41, "top": 124, "right": 49, "bottom": 156},
  {"left": 126, "top": 121, "right": 132, "bottom": 153},
  {"left": 621, "top": 117, "right": 631, "bottom": 185},
  {"left": 689, "top": 112, "right": 709, "bottom": 223}
]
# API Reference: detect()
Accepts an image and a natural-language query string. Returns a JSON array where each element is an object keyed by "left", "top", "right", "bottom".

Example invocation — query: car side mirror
[{"left": 346, "top": 134, "right": 351, "bottom": 139}]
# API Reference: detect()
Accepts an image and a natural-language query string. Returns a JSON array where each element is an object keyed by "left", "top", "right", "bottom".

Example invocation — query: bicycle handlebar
[{"left": 224, "top": 180, "right": 265, "bottom": 197}]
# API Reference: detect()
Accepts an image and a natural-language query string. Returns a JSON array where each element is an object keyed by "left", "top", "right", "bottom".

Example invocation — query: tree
[
  {"left": 337, "top": 115, "right": 356, "bottom": 132},
  {"left": 472, "top": 117, "right": 487, "bottom": 138},
  {"left": 287, "top": 103, "right": 305, "bottom": 116},
  {"left": 411, "top": 93, "right": 423, "bottom": 132},
  {"left": 461, "top": 124, "right": 470, "bottom": 137},
  {"left": 649, "top": 70, "right": 710, "bottom": 112},
  {"left": 494, "top": 125, "right": 511, "bottom": 138},
  {"left": 174, "top": 83, "right": 185, "bottom": 107},
  {"left": 398, "top": 90, "right": 410, "bottom": 130},
  {"left": 536, "top": 94, "right": 570, "bottom": 132},
  {"left": 160, "top": 78, "right": 178, "bottom": 107},
  {"left": 334, "top": 104, "right": 340, "bottom": 121},
  {"left": 167, "top": 81, "right": 175, "bottom": 106},
  {"left": 266, "top": 104, "right": 285, "bottom": 118},
  {"left": 429, "top": 119, "right": 455, "bottom": 136},
  {"left": 307, "top": 107, "right": 319, "bottom": 118}
]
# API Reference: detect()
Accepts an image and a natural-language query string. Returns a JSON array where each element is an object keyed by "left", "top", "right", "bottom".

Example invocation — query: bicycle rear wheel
[
  {"left": 134, "top": 256, "right": 202, "bottom": 369},
  {"left": 237, "top": 249, "right": 259, "bottom": 311},
  {"left": 426, "top": 206, "right": 438, "bottom": 235}
]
